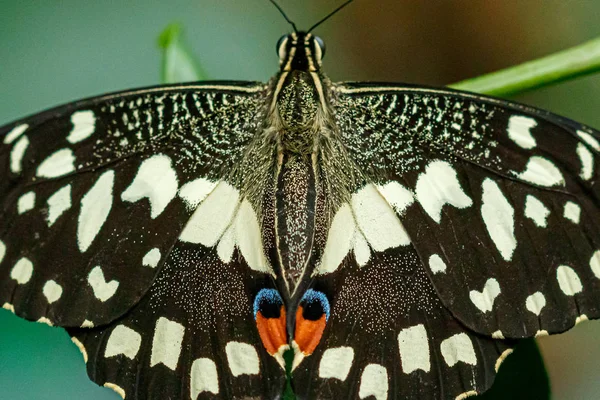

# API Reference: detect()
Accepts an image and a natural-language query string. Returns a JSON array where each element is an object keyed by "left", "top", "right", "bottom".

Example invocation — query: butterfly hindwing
[
  {"left": 0, "top": 81, "right": 266, "bottom": 327},
  {"left": 67, "top": 240, "right": 285, "bottom": 400},
  {"left": 292, "top": 245, "right": 515, "bottom": 399},
  {"left": 329, "top": 83, "right": 600, "bottom": 337}
]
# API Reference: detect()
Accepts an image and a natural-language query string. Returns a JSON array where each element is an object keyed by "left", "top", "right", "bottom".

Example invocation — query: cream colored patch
[
  {"left": 469, "top": 278, "right": 501, "bottom": 313},
  {"left": 71, "top": 337, "right": 89, "bottom": 363},
  {"left": 440, "top": 333, "right": 477, "bottom": 367},
  {"left": 104, "top": 325, "right": 142, "bottom": 360},
  {"left": 150, "top": 317, "right": 185, "bottom": 371},
  {"left": 2, "top": 303, "right": 15, "bottom": 313},
  {"left": 10, "top": 257, "right": 34, "bottom": 284},
  {"left": 491, "top": 330, "right": 504, "bottom": 339},
  {"left": 358, "top": 363, "right": 388, "bottom": 400},
  {"left": 397, "top": 324, "right": 430, "bottom": 373},
  {"left": 318, "top": 346, "right": 354, "bottom": 381},
  {"left": 190, "top": 358, "right": 219, "bottom": 397},
  {"left": 456, "top": 390, "right": 478, "bottom": 400},
  {"left": 103, "top": 383, "right": 126, "bottom": 399},
  {"left": 576, "top": 314, "right": 589, "bottom": 325},
  {"left": 563, "top": 201, "right": 581, "bottom": 224},
  {"left": 225, "top": 341, "right": 260, "bottom": 377},
  {"left": 525, "top": 292, "right": 546, "bottom": 316},
  {"left": 42, "top": 280, "right": 63, "bottom": 304},
  {"left": 556, "top": 265, "right": 582, "bottom": 296},
  {"left": 37, "top": 317, "right": 53, "bottom": 326},
  {"left": 495, "top": 349, "right": 513, "bottom": 372}
]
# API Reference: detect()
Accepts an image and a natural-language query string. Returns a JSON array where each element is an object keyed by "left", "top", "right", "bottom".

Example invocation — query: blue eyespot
[
  {"left": 253, "top": 288, "right": 284, "bottom": 319},
  {"left": 300, "top": 289, "right": 330, "bottom": 322}
]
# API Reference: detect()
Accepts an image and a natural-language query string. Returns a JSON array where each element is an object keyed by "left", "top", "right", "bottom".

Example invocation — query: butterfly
[{"left": 2, "top": 11, "right": 600, "bottom": 400}]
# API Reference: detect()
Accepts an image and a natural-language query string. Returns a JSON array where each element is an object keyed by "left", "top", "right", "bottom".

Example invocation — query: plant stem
[{"left": 449, "top": 36, "right": 600, "bottom": 96}]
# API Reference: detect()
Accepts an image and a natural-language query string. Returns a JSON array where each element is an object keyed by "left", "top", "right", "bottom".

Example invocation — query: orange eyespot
[
  {"left": 293, "top": 289, "right": 330, "bottom": 357},
  {"left": 254, "top": 289, "right": 288, "bottom": 363}
]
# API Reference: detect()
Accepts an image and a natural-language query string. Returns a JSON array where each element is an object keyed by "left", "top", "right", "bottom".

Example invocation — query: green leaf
[
  {"left": 157, "top": 22, "right": 206, "bottom": 84},
  {"left": 450, "top": 36, "right": 600, "bottom": 96},
  {"left": 476, "top": 339, "right": 549, "bottom": 399}
]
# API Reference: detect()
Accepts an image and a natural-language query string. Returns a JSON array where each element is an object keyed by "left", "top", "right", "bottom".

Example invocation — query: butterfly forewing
[{"left": 328, "top": 83, "right": 600, "bottom": 338}]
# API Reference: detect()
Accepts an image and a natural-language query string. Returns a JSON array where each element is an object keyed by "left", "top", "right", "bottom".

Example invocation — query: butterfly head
[{"left": 277, "top": 32, "right": 326, "bottom": 72}]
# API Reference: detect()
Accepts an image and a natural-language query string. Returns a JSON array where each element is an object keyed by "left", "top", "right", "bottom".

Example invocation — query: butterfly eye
[
  {"left": 293, "top": 289, "right": 330, "bottom": 359},
  {"left": 253, "top": 289, "right": 288, "bottom": 361},
  {"left": 314, "top": 36, "right": 326, "bottom": 59},
  {"left": 276, "top": 34, "right": 289, "bottom": 60}
]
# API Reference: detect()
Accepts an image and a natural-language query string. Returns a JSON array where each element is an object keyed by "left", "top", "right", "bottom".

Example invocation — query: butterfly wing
[
  {"left": 67, "top": 240, "right": 285, "bottom": 400},
  {"left": 292, "top": 244, "right": 515, "bottom": 400},
  {"left": 290, "top": 82, "right": 600, "bottom": 399},
  {"left": 0, "top": 81, "right": 264, "bottom": 326},
  {"left": 0, "top": 82, "right": 287, "bottom": 398},
  {"left": 331, "top": 82, "right": 600, "bottom": 339}
]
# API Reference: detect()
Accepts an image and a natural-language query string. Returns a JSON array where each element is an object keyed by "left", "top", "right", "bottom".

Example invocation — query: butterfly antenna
[
  {"left": 269, "top": 0, "right": 298, "bottom": 32},
  {"left": 308, "top": 0, "right": 354, "bottom": 33}
]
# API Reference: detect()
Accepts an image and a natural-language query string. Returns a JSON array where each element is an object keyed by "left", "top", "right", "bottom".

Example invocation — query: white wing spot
[
  {"left": 88, "top": 266, "right": 119, "bottom": 302},
  {"left": 46, "top": 184, "right": 72, "bottom": 226},
  {"left": 225, "top": 341, "right": 260, "bottom": 377},
  {"left": 78, "top": 170, "right": 114, "bottom": 252},
  {"left": 216, "top": 224, "right": 235, "bottom": 264},
  {"left": 353, "top": 230, "right": 371, "bottom": 267},
  {"left": 234, "top": 199, "right": 271, "bottom": 273},
  {"left": 67, "top": 110, "right": 96, "bottom": 143},
  {"left": 142, "top": 248, "right": 161, "bottom": 268},
  {"left": 318, "top": 346, "right": 354, "bottom": 381},
  {"left": 507, "top": 115, "right": 537, "bottom": 149},
  {"left": 150, "top": 317, "right": 185, "bottom": 371},
  {"left": 317, "top": 183, "right": 412, "bottom": 274},
  {"left": 590, "top": 250, "right": 600, "bottom": 279},
  {"left": 4, "top": 124, "right": 28, "bottom": 144},
  {"left": 352, "top": 184, "right": 411, "bottom": 251},
  {"left": 575, "top": 314, "right": 588, "bottom": 325},
  {"left": 81, "top": 320, "right": 95, "bottom": 328},
  {"left": 415, "top": 160, "right": 473, "bottom": 223},
  {"left": 0, "top": 240, "right": 5, "bottom": 264},
  {"left": 10, "top": 136, "right": 29, "bottom": 174},
  {"left": 2, "top": 303, "right": 15, "bottom": 313},
  {"left": 491, "top": 330, "right": 504, "bottom": 339},
  {"left": 10, "top": 257, "right": 33, "bottom": 284},
  {"left": 469, "top": 278, "right": 501, "bottom": 313},
  {"left": 398, "top": 324, "right": 430, "bottom": 373},
  {"left": 556, "top": 265, "right": 582, "bottom": 296},
  {"left": 514, "top": 156, "right": 565, "bottom": 187},
  {"left": 440, "top": 333, "right": 477, "bottom": 367},
  {"left": 563, "top": 201, "right": 581, "bottom": 224},
  {"left": 359, "top": 364, "right": 388, "bottom": 400},
  {"left": 191, "top": 358, "right": 219, "bottom": 397},
  {"left": 525, "top": 292, "right": 546, "bottom": 316},
  {"left": 178, "top": 178, "right": 217, "bottom": 210},
  {"left": 481, "top": 179, "right": 516, "bottom": 261},
  {"left": 376, "top": 181, "right": 414, "bottom": 214},
  {"left": 577, "top": 130, "right": 600, "bottom": 151},
  {"left": 428, "top": 253, "right": 447, "bottom": 274},
  {"left": 577, "top": 143, "right": 594, "bottom": 180},
  {"left": 104, "top": 325, "right": 142, "bottom": 360},
  {"left": 317, "top": 204, "right": 355, "bottom": 275},
  {"left": 103, "top": 383, "right": 125, "bottom": 399},
  {"left": 17, "top": 191, "right": 36, "bottom": 214},
  {"left": 36, "top": 148, "right": 76, "bottom": 178},
  {"left": 42, "top": 280, "right": 63, "bottom": 304},
  {"left": 37, "top": 317, "right": 53, "bottom": 326},
  {"left": 524, "top": 195, "right": 550, "bottom": 228},
  {"left": 121, "top": 154, "right": 178, "bottom": 219},
  {"left": 179, "top": 181, "right": 239, "bottom": 246}
]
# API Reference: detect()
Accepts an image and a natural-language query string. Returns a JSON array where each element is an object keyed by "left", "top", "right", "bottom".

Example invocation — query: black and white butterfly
[{"left": 2, "top": 20, "right": 600, "bottom": 400}]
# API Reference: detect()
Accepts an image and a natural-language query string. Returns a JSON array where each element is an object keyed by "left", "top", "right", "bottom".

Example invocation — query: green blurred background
[{"left": 1, "top": 1, "right": 600, "bottom": 399}]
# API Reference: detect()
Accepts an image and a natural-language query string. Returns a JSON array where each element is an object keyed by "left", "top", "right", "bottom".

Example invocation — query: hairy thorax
[{"left": 276, "top": 71, "right": 320, "bottom": 154}]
